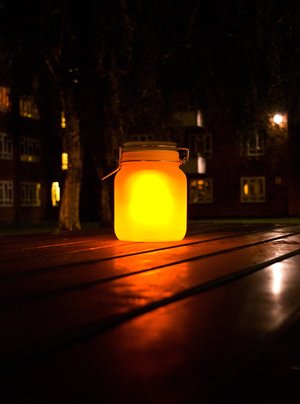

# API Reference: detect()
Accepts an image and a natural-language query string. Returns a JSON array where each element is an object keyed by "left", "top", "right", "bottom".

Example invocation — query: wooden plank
[
  {"left": 3, "top": 253, "right": 300, "bottom": 403},
  {"left": 0, "top": 223, "right": 291, "bottom": 270},
  {"left": 1, "top": 226, "right": 300, "bottom": 364},
  {"left": 1, "top": 225, "right": 300, "bottom": 303},
  {"left": 1, "top": 224, "right": 300, "bottom": 278}
]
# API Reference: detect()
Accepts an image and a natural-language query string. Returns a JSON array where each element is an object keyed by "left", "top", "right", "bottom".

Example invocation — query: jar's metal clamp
[{"left": 101, "top": 145, "right": 189, "bottom": 181}]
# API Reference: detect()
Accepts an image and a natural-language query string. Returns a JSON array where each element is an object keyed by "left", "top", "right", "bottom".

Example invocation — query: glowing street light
[
  {"left": 271, "top": 113, "right": 287, "bottom": 128},
  {"left": 273, "top": 114, "right": 283, "bottom": 125}
]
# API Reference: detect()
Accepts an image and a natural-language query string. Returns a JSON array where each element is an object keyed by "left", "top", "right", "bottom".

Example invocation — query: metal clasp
[
  {"left": 101, "top": 145, "right": 189, "bottom": 181},
  {"left": 101, "top": 147, "right": 122, "bottom": 181},
  {"left": 178, "top": 147, "right": 189, "bottom": 164}
]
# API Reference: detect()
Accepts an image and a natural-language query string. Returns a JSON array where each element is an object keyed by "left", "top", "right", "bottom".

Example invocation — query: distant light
[
  {"left": 61, "top": 111, "right": 66, "bottom": 128},
  {"left": 273, "top": 114, "right": 283, "bottom": 125},
  {"left": 196, "top": 110, "right": 203, "bottom": 127},
  {"left": 51, "top": 182, "right": 60, "bottom": 206},
  {"left": 62, "top": 153, "right": 68, "bottom": 170},
  {"left": 197, "top": 155, "right": 206, "bottom": 174}
]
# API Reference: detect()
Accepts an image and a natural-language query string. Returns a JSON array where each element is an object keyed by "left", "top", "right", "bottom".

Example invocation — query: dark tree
[{"left": 2, "top": 0, "right": 300, "bottom": 225}]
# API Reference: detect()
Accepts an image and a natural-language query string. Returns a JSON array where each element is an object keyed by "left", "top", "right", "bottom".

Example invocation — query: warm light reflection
[
  {"left": 270, "top": 262, "right": 283, "bottom": 295},
  {"left": 111, "top": 260, "right": 191, "bottom": 320},
  {"left": 243, "top": 183, "right": 249, "bottom": 196}
]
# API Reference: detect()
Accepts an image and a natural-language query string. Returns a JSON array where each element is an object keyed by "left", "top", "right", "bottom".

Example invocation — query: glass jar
[{"left": 114, "top": 141, "right": 188, "bottom": 241}]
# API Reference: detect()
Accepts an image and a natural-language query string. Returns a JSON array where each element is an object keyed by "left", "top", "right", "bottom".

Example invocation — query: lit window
[
  {"left": 241, "top": 177, "right": 266, "bottom": 203},
  {"left": 0, "top": 180, "right": 13, "bottom": 206},
  {"left": 0, "top": 132, "right": 13, "bottom": 160},
  {"left": 51, "top": 182, "right": 60, "bottom": 206},
  {"left": 189, "top": 132, "right": 212, "bottom": 157},
  {"left": 20, "top": 137, "right": 41, "bottom": 162},
  {"left": 21, "top": 182, "right": 41, "bottom": 207},
  {"left": 19, "top": 96, "right": 39, "bottom": 119},
  {"left": 246, "top": 132, "right": 265, "bottom": 156},
  {"left": 197, "top": 155, "right": 206, "bottom": 174},
  {"left": 61, "top": 111, "right": 66, "bottom": 128},
  {"left": 0, "top": 86, "right": 11, "bottom": 112},
  {"left": 196, "top": 110, "right": 203, "bottom": 127},
  {"left": 189, "top": 178, "right": 213, "bottom": 204},
  {"left": 61, "top": 153, "right": 68, "bottom": 170}
]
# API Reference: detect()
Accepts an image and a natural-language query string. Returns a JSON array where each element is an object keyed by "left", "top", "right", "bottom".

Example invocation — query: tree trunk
[
  {"left": 58, "top": 95, "right": 82, "bottom": 231},
  {"left": 97, "top": 166, "right": 113, "bottom": 225}
]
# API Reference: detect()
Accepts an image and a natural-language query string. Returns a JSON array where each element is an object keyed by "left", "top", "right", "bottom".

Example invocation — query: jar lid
[
  {"left": 122, "top": 141, "right": 178, "bottom": 152},
  {"left": 101, "top": 141, "right": 189, "bottom": 180},
  {"left": 121, "top": 141, "right": 189, "bottom": 162}
]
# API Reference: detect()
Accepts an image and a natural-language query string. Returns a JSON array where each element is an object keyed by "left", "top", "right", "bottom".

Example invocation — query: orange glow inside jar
[{"left": 114, "top": 142, "right": 188, "bottom": 242}]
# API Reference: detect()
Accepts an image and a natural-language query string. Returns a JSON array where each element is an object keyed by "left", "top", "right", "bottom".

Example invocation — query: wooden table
[{"left": 1, "top": 222, "right": 300, "bottom": 403}]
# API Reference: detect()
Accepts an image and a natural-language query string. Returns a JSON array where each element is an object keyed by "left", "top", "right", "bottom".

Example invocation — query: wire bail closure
[{"left": 101, "top": 142, "right": 189, "bottom": 181}]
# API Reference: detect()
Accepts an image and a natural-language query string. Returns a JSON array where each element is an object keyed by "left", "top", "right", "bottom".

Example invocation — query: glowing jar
[{"left": 114, "top": 141, "right": 188, "bottom": 242}]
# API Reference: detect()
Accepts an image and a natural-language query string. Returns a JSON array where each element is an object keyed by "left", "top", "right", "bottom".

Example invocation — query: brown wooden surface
[{"left": 1, "top": 222, "right": 300, "bottom": 403}]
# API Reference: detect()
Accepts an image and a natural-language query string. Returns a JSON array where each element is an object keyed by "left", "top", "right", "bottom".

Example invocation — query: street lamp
[
  {"left": 273, "top": 114, "right": 283, "bottom": 125},
  {"left": 271, "top": 113, "right": 287, "bottom": 129}
]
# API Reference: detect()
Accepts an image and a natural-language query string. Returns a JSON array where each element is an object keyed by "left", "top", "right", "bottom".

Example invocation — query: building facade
[
  {"left": 0, "top": 85, "right": 49, "bottom": 223},
  {"left": 0, "top": 87, "right": 297, "bottom": 224},
  {"left": 181, "top": 110, "right": 291, "bottom": 218}
]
